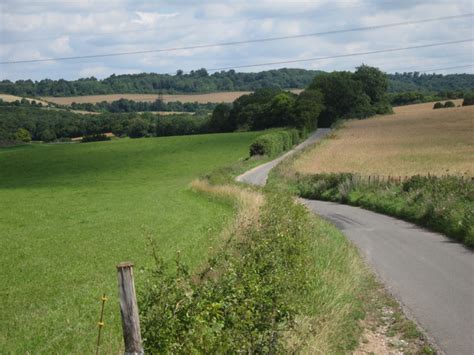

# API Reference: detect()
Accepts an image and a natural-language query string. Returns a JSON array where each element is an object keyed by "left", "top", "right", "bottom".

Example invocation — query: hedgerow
[
  {"left": 140, "top": 193, "right": 315, "bottom": 353},
  {"left": 295, "top": 173, "right": 474, "bottom": 247},
  {"left": 249, "top": 129, "right": 301, "bottom": 157}
]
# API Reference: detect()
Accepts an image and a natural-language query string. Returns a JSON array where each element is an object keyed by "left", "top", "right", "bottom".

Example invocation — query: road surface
[
  {"left": 237, "top": 129, "right": 474, "bottom": 355},
  {"left": 236, "top": 128, "right": 331, "bottom": 186}
]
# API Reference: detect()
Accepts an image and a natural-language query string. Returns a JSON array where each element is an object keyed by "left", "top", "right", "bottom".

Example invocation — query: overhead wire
[{"left": 1, "top": 13, "right": 472, "bottom": 65}]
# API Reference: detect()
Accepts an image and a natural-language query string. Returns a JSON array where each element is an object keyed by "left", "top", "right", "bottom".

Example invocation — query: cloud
[
  {"left": 132, "top": 11, "right": 179, "bottom": 27},
  {"left": 0, "top": 0, "right": 473, "bottom": 80},
  {"left": 49, "top": 36, "right": 72, "bottom": 55}
]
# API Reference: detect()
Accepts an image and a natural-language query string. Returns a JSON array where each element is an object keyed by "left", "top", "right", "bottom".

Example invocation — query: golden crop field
[
  {"left": 294, "top": 100, "right": 474, "bottom": 176},
  {"left": 0, "top": 94, "right": 50, "bottom": 106},
  {"left": 41, "top": 89, "right": 303, "bottom": 105},
  {"left": 41, "top": 92, "right": 252, "bottom": 105}
]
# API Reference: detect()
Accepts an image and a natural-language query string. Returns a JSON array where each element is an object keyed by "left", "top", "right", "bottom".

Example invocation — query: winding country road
[{"left": 236, "top": 129, "right": 474, "bottom": 355}]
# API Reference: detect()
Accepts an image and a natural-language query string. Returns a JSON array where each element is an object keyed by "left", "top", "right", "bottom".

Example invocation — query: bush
[
  {"left": 249, "top": 129, "right": 301, "bottom": 157},
  {"left": 140, "top": 194, "right": 314, "bottom": 353},
  {"left": 14, "top": 128, "right": 31, "bottom": 142},
  {"left": 433, "top": 102, "right": 443, "bottom": 109},
  {"left": 462, "top": 95, "right": 474, "bottom": 106},
  {"left": 294, "top": 173, "right": 474, "bottom": 247},
  {"left": 249, "top": 133, "right": 284, "bottom": 156},
  {"left": 81, "top": 134, "right": 111, "bottom": 143},
  {"left": 444, "top": 101, "right": 455, "bottom": 108},
  {"left": 287, "top": 128, "right": 300, "bottom": 146}
]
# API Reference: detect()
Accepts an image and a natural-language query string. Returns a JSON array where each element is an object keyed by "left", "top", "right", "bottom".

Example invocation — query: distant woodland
[{"left": 1, "top": 68, "right": 472, "bottom": 96}]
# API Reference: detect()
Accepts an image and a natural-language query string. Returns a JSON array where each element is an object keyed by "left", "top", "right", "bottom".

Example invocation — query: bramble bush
[
  {"left": 295, "top": 173, "right": 474, "bottom": 247},
  {"left": 140, "top": 194, "right": 314, "bottom": 353}
]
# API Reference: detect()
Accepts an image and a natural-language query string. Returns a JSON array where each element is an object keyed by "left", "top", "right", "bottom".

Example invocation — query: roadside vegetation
[
  {"left": 138, "top": 140, "right": 433, "bottom": 353},
  {"left": 285, "top": 103, "right": 473, "bottom": 247},
  {"left": 296, "top": 173, "right": 473, "bottom": 247}
]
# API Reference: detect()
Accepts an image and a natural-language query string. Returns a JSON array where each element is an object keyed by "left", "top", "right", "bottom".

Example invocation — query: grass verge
[
  {"left": 139, "top": 152, "right": 433, "bottom": 353},
  {"left": 295, "top": 173, "right": 473, "bottom": 247}
]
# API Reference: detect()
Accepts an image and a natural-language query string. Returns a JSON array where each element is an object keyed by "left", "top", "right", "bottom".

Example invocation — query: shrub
[
  {"left": 287, "top": 128, "right": 300, "bottom": 146},
  {"left": 444, "top": 101, "right": 455, "bottom": 108},
  {"left": 140, "top": 194, "right": 314, "bottom": 353},
  {"left": 294, "top": 173, "right": 474, "bottom": 247},
  {"left": 249, "top": 133, "right": 284, "bottom": 156},
  {"left": 14, "top": 128, "right": 31, "bottom": 142},
  {"left": 462, "top": 95, "right": 474, "bottom": 106},
  {"left": 81, "top": 134, "right": 111, "bottom": 143},
  {"left": 249, "top": 129, "right": 302, "bottom": 157},
  {"left": 433, "top": 102, "right": 443, "bottom": 109}
]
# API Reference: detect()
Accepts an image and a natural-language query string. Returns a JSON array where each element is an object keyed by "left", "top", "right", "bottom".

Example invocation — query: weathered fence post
[{"left": 117, "top": 262, "right": 143, "bottom": 355}]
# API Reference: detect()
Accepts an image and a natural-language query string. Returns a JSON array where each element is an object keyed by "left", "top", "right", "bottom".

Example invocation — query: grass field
[
  {"left": 294, "top": 100, "right": 473, "bottom": 176},
  {"left": 41, "top": 89, "right": 304, "bottom": 105},
  {"left": 0, "top": 132, "right": 260, "bottom": 353}
]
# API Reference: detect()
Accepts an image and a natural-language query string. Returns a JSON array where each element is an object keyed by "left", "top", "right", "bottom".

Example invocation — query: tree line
[
  {"left": 0, "top": 65, "right": 393, "bottom": 144},
  {"left": 6, "top": 65, "right": 470, "bottom": 145},
  {"left": 1, "top": 68, "right": 472, "bottom": 97},
  {"left": 209, "top": 65, "right": 392, "bottom": 131},
  {"left": 0, "top": 106, "right": 212, "bottom": 144},
  {"left": 68, "top": 99, "right": 217, "bottom": 114}
]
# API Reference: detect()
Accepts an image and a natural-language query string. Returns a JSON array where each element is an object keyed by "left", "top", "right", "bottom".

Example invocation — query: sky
[{"left": 0, "top": 0, "right": 473, "bottom": 81}]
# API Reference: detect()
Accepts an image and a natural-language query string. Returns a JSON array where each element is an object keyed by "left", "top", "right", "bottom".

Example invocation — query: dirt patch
[{"left": 355, "top": 284, "right": 433, "bottom": 355}]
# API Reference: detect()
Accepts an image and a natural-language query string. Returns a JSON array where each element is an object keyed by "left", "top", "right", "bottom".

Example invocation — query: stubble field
[
  {"left": 40, "top": 89, "right": 304, "bottom": 105},
  {"left": 294, "top": 100, "right": 473, "bottom": 176}
]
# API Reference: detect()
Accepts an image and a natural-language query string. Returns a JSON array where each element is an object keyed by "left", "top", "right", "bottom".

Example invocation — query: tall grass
[{"left": 296, "top": 173, "right": 474, "bottom": 247}]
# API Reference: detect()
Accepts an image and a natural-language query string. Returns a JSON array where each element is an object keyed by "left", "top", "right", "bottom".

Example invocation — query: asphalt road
[
  {"left": 236, "top": 128, "right": 331, "bottom": 186},
  {"left": 237, "top": 129, "right": 474, "bottom": 355},
  {"left": 302, "top": 200, "right": 474, "bottom": 355}
]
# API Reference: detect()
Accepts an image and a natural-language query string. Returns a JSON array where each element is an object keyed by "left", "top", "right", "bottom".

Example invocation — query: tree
[
  {"left": 15, "top": 128, "right": 31, "bottom": 142},
  {"left": 292, "top": 89, "right": 324, "bottom": 130},
  {"left": 354, "top": 64, "right": 388, "bottom": 104},
  {"left": 209, "top": 103, "right": 232, "bottom": 132},
  {"left": 128, "top": 117, "right": 151, "bottom": 138},
  {"left": 39, "top": 128, "right": 56, "bottom": 142},
  {"left": 309, "top": 72, "right": 374, "bottom": 127},
  {"left": 433, "top": 102, "right": 443, "bottom": 109},
  {"left": 265, "top": 92, "right": 296, "bottom": 128}
]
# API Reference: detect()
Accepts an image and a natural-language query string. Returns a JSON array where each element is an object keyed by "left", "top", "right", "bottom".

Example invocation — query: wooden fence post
[{"left": 117, "top": 262, "right": 143, "bottom": 355}]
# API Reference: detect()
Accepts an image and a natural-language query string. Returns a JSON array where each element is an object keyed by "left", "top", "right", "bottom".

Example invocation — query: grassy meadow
[
  {"left": 0, "top": 132, "right": 260, "bottom": 353},
  {"left": 294, "top": 101, "right": 473, "bottom": 176}
]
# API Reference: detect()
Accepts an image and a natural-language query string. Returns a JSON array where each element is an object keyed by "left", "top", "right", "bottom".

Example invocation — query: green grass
[{"left": 0, "top": 132, "right": 260, "bottom": 353}]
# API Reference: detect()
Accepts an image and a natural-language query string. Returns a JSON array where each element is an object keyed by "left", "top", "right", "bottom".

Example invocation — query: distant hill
[{"left": 0, "top": 68, "right": 472, "bottom": 97}]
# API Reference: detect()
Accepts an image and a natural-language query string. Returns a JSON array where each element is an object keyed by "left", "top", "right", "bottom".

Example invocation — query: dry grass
[
  {"left": 0, "top": 94, "right": 50, "bottom": 106},
  {"left": 190, "top": 180, "right": 264, "bottom": 239},
  {"left": 294, "top": 101, "right": 474, "bottom": 176},
  {"left": 41, "top": 89, "right": 303, "bottom": 105}
]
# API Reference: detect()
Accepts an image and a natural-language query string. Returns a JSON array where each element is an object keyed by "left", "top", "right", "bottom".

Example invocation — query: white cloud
[
  {"left": 0, "top": 0, "right": 472, "bottom": 80},
  {"left": 49, "top": 36, "right": 72, "bottom": 55},
  {"left": 132, "top": 11, "right": 179, "bottom": 27}
]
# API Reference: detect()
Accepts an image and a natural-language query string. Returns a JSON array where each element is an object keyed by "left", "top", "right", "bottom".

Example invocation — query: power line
[
  {"left": 205, "top": 39, "right": 474, "bottom": 72},
  {"left": 1, "top": 13, "right": 473, "bottom": 65},
  {"left": 416, "top": 64, "right": 474, "bottom": 73}
]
